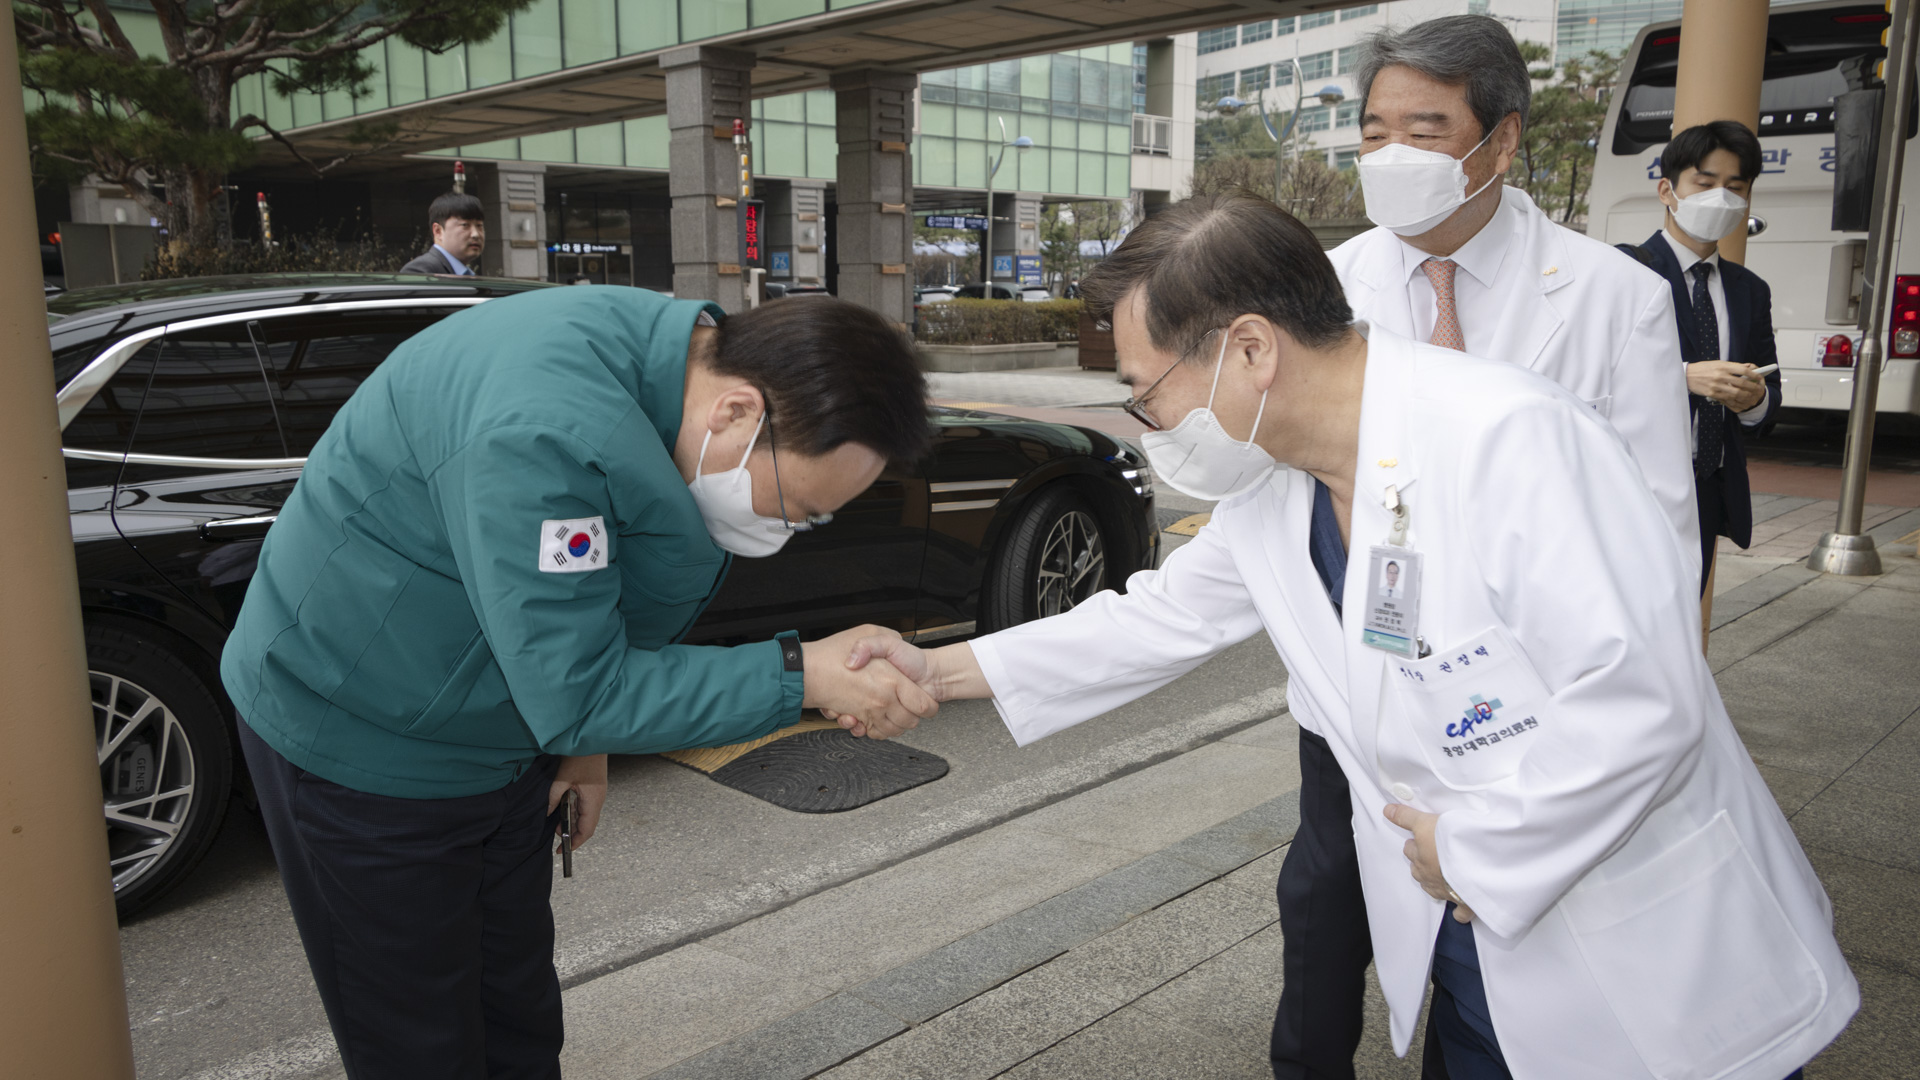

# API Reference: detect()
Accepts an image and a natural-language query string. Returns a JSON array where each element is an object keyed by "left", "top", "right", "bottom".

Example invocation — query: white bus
[{"left": 1588, "top": 0, "right": 1920, "bottom": 417}]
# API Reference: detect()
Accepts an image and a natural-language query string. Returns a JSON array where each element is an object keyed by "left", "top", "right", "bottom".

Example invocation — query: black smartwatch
[{"left": 779, "top": 632, "right": 804, "bottom": 673}]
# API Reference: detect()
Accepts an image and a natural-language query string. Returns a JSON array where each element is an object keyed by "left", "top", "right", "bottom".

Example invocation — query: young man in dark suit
[
  {"left": 1639, "top": 121, "right": 1781, "bottom": 625},
  {"left": 400, "top": 192, "right": 486, "bottom": 276}
]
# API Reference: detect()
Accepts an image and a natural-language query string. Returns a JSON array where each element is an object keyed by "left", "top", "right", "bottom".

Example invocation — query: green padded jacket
[{"left": 221, "top": 286, "right": 804, "bottom": 798}]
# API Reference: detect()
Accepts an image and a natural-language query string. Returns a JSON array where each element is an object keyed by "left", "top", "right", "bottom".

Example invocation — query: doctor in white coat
[{"left": 836, "top": 194, "right": 1854, "bottom": 1080}]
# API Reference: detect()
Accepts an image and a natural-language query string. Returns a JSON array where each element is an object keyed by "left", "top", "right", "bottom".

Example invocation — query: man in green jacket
[{"left": 222, "top": 285, "right": 935, "bottom": 1080}]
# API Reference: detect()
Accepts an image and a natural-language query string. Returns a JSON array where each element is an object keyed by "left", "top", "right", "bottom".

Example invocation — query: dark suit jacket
[
  {"left": 399, "top": 247, "right": 467, "bottom": 275},
  {"left": 1640, "top": 231, "right": 1782, "bottom": 547}
]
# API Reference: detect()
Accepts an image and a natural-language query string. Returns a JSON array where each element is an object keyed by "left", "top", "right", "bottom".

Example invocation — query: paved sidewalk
[{"left": 537, "top": 535, "right": 1920, "bottom": 1080}]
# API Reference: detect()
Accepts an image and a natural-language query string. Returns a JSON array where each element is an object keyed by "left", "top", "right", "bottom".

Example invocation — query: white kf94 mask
[
  {"left": 1357, "top": 127, "right": 1499, "bottom": 237},
  {"left": 1139, "top": 333, "right": 1278, "bottom": 502},
  {"left": 687, "top": 415, "right": 794, "bottom": 558},
  {"left": 1668, "top": 186, "right": 1750, "bottom": 244}
]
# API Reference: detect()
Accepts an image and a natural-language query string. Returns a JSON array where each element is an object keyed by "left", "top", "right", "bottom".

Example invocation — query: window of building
[
  {"left": 1340, "top": 4, "right": 1379, "bottom": 19},
  {"left": 1275, "top": 16, "right": 1296, "bottom": 35},
  {"left": 1240, "top": 20, "right": 1272, "bottom": 44},
  {"left": 1275, "top": 62, "right": 1294, "bottom": 87},
  {"left": 1298, "top": 51, "right": 1334, "bottom": 80},
  {"left": 1134, "top": 44, "right": 1148, "bottom": 112},
  {"left": 1468, "top": 0, "right": 1490, "bottom": 13},
  {"left": 1197, "top": 26, "right": 1238, "bottom": 55},
  {"left": 1301, "top": 10, "right": 1336, "bottom": 29},
  {"left": 1336, "top": 45, "right": 1361, "bottom": 75},
  {"left": 1296, "top": 105, "right": 1331, "bottom": 133},
  {"left": 1335, "top": 100, "right": 1361, "bottom": 128},
  {"left": 1197, "top": 73, "right": 1236, "bottom": 105},
  {"left": 1240, "top": 66, "right": 1271, "bottom": 94},
  {"left": 1334, "top": 148, "right": 1360, "bottom": 171}
]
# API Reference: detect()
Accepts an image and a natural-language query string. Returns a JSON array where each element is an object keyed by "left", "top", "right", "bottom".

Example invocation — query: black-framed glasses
[
  {"left": 765, "top": 412, "right": 833, "bottom": 532},
  {"left": 1121, "top": 327, "right": 1224, "bottom": 432}
]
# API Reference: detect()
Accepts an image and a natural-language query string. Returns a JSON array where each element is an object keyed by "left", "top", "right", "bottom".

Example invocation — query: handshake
[{"left": 800, "top": 625, "right": 965, "bottom": 740}]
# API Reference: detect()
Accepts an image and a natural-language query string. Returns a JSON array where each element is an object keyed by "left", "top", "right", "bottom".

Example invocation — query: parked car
[
  {"left": 954, "top": 282, "right": 1021, "bottom": 300},
  {"left": 1020, "top": 287, "right": 1054, "bottom": 303},
  {"left": 916, "top": 286, "right": 958, "bottom": 304},
  {"left": 46, "top": 273, "right": 1157, "bottom": 915},
  {"left": 765, "top": 281, "right": 832, "bottom": 299}
]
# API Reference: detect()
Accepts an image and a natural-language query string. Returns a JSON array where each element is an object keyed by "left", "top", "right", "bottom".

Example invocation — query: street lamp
[
  {"left": 1216, "top": 60, "right": 1346, "bottom": 205},
  {"left": 983, "top": 115, "right": 1034, "bottom": 291}
]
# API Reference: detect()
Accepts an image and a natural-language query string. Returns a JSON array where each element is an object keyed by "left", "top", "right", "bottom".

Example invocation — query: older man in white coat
[
  {"left": 1269, "top": 18, "right": 1700, "bottom": 1076},
  {"left": 834, "top": 194, "right": 1851, "bottom": 1080}
]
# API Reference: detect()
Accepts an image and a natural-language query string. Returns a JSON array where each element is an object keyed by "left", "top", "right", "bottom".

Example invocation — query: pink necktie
[{"left": 1422, "top": 258, "right": 1464, "bottom": 351}]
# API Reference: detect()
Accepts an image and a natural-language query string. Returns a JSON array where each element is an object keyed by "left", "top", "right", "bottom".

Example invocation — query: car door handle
[{"left": 199, "top": 514, "right": 277, "bottom": 542}]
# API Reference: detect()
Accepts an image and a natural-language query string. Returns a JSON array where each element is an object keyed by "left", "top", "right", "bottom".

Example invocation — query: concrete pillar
[
  {"left": 663, "top": 45, "right": 755, "bottom": 312},
  {"left": 67, "top": 177, "right": 150, "bottom": 226},
  {"left": 989, "top": 191, "right": 1042, "bottom": 286},
  {"left": 1671, "top": 0, "right": 1766, "bottom": 264},
  {"left": 470, "top": 162, "right": 548, "bottom": 279},
  {"left": 832, "top": 69, "right": 917, "bottom": 326},
  {"left": 768, "top": 179, "right": 829, "bottom": 284}
]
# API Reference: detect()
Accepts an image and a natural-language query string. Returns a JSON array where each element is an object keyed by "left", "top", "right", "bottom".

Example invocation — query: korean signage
[
  {"left": 925, "top": 214, "right": 990, "bottom": 230},
  {"left": 1015, "top": 254, "right": 1042, "bottom": 287},
  {"left": 992, "top": 254, "right": 1014, "bottom": 278},
  {"left": 547, "top": 242, "right": 620, "bottom": 254},
  {"left": 739, "top": 199, "right": 765, "bottom": 268},
  {"left": 770, "top": 251, "right": 791, "bottom": 277}
]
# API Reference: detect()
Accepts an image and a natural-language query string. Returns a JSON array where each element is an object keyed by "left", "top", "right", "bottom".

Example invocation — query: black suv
[{"left": 47, "top": 273, "right": 1156, "bottom": 915}]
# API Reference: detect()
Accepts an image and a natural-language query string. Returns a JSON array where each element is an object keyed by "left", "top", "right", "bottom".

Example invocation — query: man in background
[
  {"left": 1637, "top": 120, "right": 1781, "bottom": 625},
  {"left": 401, "top": 192, "right": 486, "bottom": 276}
]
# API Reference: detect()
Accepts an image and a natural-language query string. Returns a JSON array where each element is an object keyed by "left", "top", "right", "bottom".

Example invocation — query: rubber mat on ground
[{"left": 666, "top": 726, "right": 948, "bottom": 813}]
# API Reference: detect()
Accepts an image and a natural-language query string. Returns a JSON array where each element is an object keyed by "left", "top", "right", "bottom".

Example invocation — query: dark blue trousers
[
  {"left": 240, "top": 722, "right": 563, "bottom": 1080},
  {"left": 1272, "top": 728, "right": 1374, "bottom": 1080}
]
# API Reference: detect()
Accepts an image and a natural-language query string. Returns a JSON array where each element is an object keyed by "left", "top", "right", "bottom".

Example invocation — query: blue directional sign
[
  {"left": 925, "top": 215, "right": 990, "bottom": 230},
  {"left": 770, "top": 251, "right": 791, "bottom": 277},
  {"left": 1015, "top": 255, "right": 1042, "bottom": 287},
  {"left": 992, "top": 254, "right": 1014, "bottom": 277}
]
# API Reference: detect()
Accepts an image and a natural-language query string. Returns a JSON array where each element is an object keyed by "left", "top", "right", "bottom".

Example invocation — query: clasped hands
[
  {"left": 1686, "top": 360, "right": 1766, "bottom": 413},
  {"left": 802, "top": 625, "right": 941, "bottom": 739}
]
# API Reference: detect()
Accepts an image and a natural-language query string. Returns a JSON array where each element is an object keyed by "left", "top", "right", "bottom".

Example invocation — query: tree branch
[
  {"left": 235, "top": 113, "right": 405, "bottom": 178},
  {"left": 77, "top": 0, "right": 140, "bottom": 60}
]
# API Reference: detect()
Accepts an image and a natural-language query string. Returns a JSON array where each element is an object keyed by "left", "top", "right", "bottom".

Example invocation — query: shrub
[
  {"left": 143, "top": 232, "right": 424, "bottom": 281},
  {"left": 915, "top": 298, "right": 1083, "bottom": 345}
]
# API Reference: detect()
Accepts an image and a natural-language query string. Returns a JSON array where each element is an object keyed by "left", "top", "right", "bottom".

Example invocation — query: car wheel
[
  {"left": 981, "top": 486, "right": 1109, "bottom": 632},
  {"left": 88, "top": 626, "right": 232, "bottom": 918}
]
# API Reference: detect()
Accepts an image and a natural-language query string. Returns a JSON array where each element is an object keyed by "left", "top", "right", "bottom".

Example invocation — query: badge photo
[{"left": 539, "top": 516, "right": 608, "bottom": 573}]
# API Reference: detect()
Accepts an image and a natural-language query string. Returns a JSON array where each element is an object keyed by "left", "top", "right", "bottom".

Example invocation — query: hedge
[{"left": 915, "top": 298, "right": 1082, "bottom": 345}]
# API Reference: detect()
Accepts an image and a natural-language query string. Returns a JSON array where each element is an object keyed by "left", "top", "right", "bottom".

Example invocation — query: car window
[{"left": 259, "top": 310, "right": 453, "bottom": 455}]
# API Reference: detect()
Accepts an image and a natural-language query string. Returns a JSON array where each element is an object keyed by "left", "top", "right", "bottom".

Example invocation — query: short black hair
[
  {"left": 1080, "top": 191, "right": 1353, "bottom": 359},
  {"left": 1661, "top": 121, "right": 1764, "bottom": 187},
  {"left": 709, "top": 298, "right": 931, "bottom": 467},
  {"left": 429, "top": 192, "right": 485, "bottom": 227}
]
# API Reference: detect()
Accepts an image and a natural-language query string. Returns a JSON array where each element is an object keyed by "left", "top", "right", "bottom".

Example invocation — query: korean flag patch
[{"left": 539, "top": 517, "right": 608, "bottom": 573}]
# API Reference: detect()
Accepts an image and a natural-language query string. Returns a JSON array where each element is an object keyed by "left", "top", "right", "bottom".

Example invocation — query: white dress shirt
[
  {"left": 1656, "top": 229, "right": 1769, "bottom": 427},
  {"left": 432, "top": 243, "right": 474, "bottom": 275},
  {"left": 1398, "top": 194, "right": 1517, "bottom": 357}
]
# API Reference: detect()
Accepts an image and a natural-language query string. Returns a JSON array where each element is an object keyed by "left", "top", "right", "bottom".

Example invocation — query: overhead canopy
[{"left": 258, "top": 0, "right": 1330, "bottom": 173}]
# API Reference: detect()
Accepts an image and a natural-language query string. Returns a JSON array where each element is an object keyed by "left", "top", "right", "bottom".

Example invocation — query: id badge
[{"left": 1360, "top": 546, "right": 1421, "bottom": 657}]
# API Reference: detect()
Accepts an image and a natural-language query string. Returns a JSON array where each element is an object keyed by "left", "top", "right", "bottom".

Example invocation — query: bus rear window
[{"left": 1613, "top": 3, "right": 1888, "bottom": 154}]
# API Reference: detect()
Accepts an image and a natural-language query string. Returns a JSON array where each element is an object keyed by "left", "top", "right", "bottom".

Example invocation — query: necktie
[
  {"left": 1422, "top": 258, "right": 1464, "bottom": 351},
  {"left": 1691, "top": 263, "right": 1724, "bottom": 477}
]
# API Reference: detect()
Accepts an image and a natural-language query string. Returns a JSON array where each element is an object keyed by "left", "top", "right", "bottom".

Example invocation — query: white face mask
[
  {"left": 1667, "top": 185, "right": 1749, "bottom": 244},
  {"left": 687, "top": 415, "right": 793, "bottom": 558},
  {"left": 1139, "top": 333, "right": 1278, "bottom": 502},
  {"left": 1357, "top": 127, "right": 1500, "bottom": 237}
]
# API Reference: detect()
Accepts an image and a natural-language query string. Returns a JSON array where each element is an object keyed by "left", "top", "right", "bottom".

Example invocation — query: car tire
[
  {"left": 981, "top": 486, "right": 1110, "bottom": 632},
  {"left": 88, "top": 625, "right": 233, "bottom": 918}
]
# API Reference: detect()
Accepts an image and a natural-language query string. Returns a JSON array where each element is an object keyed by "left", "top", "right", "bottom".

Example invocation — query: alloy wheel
[
  {"left": 93, "top": 672, "right": 197, "bottom": 894},
  {"left": 1034, "top": 509, "right": 1107, "bottom": 617}
]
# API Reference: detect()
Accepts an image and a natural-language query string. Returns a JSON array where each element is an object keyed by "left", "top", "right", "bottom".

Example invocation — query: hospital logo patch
[{"left": 539, "top": 516, "right": 608, "bottom": 573}]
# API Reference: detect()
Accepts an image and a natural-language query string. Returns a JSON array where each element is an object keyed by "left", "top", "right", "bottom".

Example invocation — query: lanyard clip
[{"left": 1384, "top": 484, "right": 1410, "bottom": 547}]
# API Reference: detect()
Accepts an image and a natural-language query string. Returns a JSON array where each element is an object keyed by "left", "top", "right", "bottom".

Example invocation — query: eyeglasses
[
  {"left": 1121, "top": 328, "right": 1224, "bottom": 432},
  {"left": 766, "top": 413, "right": 833, "bottom": 532}
]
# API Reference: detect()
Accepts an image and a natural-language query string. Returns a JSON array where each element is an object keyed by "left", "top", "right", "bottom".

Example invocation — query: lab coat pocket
[
  {"left": 1561, "top": 810, "right": 1826, "bottom": 1080},
  {"left": 1582, "top": 393, "right": 1613, "bottom": 419},
  {"left": 1387, "top": 625, "right": 1550, "bottom": 789}
]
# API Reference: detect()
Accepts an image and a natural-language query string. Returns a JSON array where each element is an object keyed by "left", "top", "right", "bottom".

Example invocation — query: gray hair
[{"left": 1356, "top": 15, "right": 1532, "bottom": 136}]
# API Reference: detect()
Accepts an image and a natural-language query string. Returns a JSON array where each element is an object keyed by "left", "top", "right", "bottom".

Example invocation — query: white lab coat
[
  {"left": 1328, "top": 186, "right": 1701, "bottom": 585},
  {"left": 971, "top": 327, "right": 1855, "bottom": 1080}
]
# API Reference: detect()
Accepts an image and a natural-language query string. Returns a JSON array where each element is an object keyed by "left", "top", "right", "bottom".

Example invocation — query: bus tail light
[
  {"left": 1892, "top": 275, "right": 1920, "bottom": 357},
  {"left": 1821, "top": 334, "right": 1855, "bottom": 367}
]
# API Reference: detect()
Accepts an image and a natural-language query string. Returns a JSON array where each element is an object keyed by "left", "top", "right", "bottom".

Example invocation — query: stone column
[
  {"left": 662, "top": 45, "right": 755, "bottom": 311},
  {"left": 989, "top": 191, "right": 1041, "bottom": 288},
  {"left": 768, "top": 178, "right": 829, "bottom": 285},
  {"left": 832, "top": 69, "right": 917, "bottom": 327},
  {"left": 470, "top": 162, "right": 547, "bottom": 279}
]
